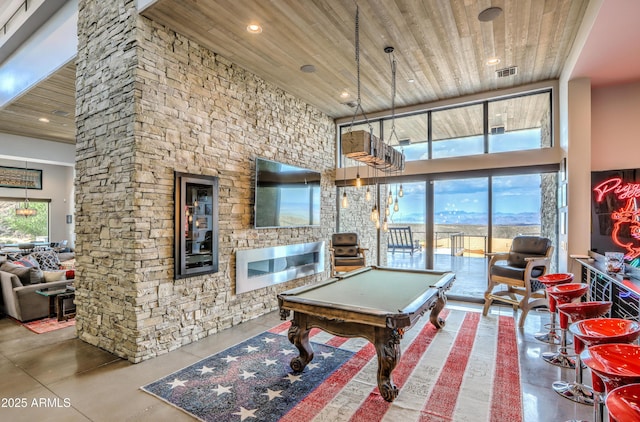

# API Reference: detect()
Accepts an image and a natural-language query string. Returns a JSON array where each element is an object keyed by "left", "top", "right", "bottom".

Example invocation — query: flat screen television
[
  {"left": 591, "top": 168, "right": 640, "bottom": 265},
  {"left": 254, "top": 158, "right": 321, "bottom": 228}
]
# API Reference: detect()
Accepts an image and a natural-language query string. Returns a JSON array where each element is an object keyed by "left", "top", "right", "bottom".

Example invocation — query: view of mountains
[{"left": 393, "top": 210, "right": 541, "bottom": 225}]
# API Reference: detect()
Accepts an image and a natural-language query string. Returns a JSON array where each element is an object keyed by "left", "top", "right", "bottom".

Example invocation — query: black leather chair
[
  {"left": 329, "top": 233, "right": 367, "bottom": 276},
  {"left": 482, "top": 235, "right": 553, "bottom": 327}
]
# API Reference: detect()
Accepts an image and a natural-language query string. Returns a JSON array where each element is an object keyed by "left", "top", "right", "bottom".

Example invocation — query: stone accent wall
[
  {"left": 541, "top": 173, "right": 558, "bottom": 272},
  {"left": 337, "top": 184, "right": 388, "bottom": 266},
  {"left": 75, "top": 1, "right": 335, "bottom": 362},
  {"left": 75, "top": 0, "right": 140, "bottom": 359}
]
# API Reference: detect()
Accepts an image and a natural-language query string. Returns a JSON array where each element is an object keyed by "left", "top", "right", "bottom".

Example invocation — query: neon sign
[
  {"left": 594, "top": 177, "right": 640, "bottom": 261},
  {"left": 593, "top": 177, "right": 640, "bottom": 202}
]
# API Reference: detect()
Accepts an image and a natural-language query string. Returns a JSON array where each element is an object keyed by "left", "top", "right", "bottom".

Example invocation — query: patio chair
[{"left": 482, "top": 235, "right": 553, "bottom": 327}]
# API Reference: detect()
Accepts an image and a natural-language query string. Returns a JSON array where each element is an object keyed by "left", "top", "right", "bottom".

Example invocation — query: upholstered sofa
[{"left": 0, "top": 250, "right": 75, "bottom": 322}]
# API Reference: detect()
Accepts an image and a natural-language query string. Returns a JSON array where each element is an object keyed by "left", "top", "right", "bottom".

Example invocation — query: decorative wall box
[{"left": 174, "top": 172, "right": 219, "bottom": 279}]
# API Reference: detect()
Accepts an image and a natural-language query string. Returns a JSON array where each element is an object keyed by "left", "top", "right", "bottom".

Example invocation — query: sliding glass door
[
  {"left": 385, "top": 181, "right": 426, "bottom": 270},
  {"left": 432, "top": 178, "right": 488, "bottom": 300},
  {"left": 491, "top": 174, "right": 544, "bottom": 253}
]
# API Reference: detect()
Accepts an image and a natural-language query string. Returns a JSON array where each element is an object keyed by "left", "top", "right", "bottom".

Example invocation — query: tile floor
[{"left": 0, "top": 302, "right": 594, "bottom": 422}]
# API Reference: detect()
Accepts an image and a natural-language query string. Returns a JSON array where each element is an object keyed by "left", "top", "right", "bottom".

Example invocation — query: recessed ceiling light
[
  {"left": 478, "top": 7, "right": 503, "bottom": 22},
  {"left": 38, "top": 117, "right": 49, "bottom": 123},
  {"left": 246, "top": 23, "right": 262, "bottom": 34},
  {"left": 486, "top": 57, "right": 501, "bottom": 66},
  {"left": 407, "top": 78, "right": 415, "bottom": 83},
  {"left": 300, "top": 64, "right": 316, "bottom": 73},
  {"left": 340, "top": 90, "right": 350, "bottom": 98}
]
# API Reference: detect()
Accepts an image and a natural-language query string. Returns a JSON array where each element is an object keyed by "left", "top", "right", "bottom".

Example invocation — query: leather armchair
[
  {"left": 483, "top": 235, "right": 553, "bottom": 327},
  {"left": 329, "top": 233, "right": 367, "bottom": 276}
]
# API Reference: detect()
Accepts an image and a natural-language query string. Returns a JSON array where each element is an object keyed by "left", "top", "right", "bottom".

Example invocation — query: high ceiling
[
  {"left": 142, "top": 0, "right": 587, "bottom": 116},
  {"left": 0, "top": 0, "right": 638, "bottom": 146}
]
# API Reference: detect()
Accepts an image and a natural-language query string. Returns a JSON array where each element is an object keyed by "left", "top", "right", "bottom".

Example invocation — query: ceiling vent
[
  {"left": 51, "top": 110, "right": 70, "bottom": 117},
  {"left": 341, "top": 101, "right": 357, "bottom": 108},
  {"left": 491, "top": 126, "right": 505, "bottom": 135},
  {"left": 496, "top": 66, "right": 518, "bottom": 78},
  {"left": 398, "top": 139, "right": 411, "bottom": 146}
]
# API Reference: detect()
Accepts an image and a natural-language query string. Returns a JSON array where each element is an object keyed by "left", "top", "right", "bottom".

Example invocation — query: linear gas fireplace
[{"left": 235, "top": 241, "right": 325, "bottom": 294}]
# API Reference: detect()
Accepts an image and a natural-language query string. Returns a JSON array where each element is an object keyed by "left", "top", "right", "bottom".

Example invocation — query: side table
[{"left": 35, "top": 285, "right": 76, "bottom": 321}]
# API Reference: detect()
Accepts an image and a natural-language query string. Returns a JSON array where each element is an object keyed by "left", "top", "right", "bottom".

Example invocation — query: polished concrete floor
[{"left": 0, "top": 302, "right": 593, "bottom": 422}]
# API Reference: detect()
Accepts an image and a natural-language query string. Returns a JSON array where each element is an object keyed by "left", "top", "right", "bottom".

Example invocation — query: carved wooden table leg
[
  {"left": 373, "top": 326, "right": 402, "bottom": 402},
  {"left": 430, "top": 291, "right": 447, "bottom": 328},
  {"left": 287, "top": 313, "right": 314, "bottom": 372}
]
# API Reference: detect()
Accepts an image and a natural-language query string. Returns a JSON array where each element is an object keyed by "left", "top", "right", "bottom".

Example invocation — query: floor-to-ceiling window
[{"left": 337, "top": 87, "right": 557, "bottom": 302}]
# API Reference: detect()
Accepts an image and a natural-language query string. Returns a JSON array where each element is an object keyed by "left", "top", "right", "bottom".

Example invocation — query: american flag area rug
[{"left": 141, "top": 309, "right": 523, "bottom": 422}]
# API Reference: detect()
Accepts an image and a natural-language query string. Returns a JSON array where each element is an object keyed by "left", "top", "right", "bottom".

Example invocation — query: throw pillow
[
  {"left": 30, "top": 250, "right": 61, "bottom": 271},
  {"left": 25, "top": 254, "right": 40, "bottom": 267},
  {"left": 43, "top": 270, "right": 67, "bottom": 282},
  {"left": 1, "top": 261, "right": 30, "bottom": 284},
  {"left": 59, "top": 258, "right": 76, "bottom": 270},
  {"left": 16, "top": 255, "right": 39, "bottom": 268},
  {"left": 30, "top": 267, "right": 44, "bottom": 284},
  {"left": 0, "top": 262, "right": 43, "bottom": 285}
]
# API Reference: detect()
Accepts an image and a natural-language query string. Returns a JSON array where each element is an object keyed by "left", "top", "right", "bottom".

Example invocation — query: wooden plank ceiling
[
  {"left": 0, "top": 61, "right": 75, "bottom": 144},
  {"left": 0, "top": 0, "right": 588, "bottom": 144}
]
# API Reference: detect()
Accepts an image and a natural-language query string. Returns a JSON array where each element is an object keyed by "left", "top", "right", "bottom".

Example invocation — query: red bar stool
[
  {"left": 582, "top": 344, "right": 640, "bottom": 422},
  {"left": 606, "top": 383, "right": 640, "bottom": 422},
  {"left": 542, "top": 282, "right": 589, "bottom": 368},
  {"left": 535, "top": 273, "right": 574, "bottom": 344},
  {"left": 552, "top": 301, "right": 612, "bottom": 404},
  {"left": 571, "top": 319, "right": 640, "bottom": 422}
]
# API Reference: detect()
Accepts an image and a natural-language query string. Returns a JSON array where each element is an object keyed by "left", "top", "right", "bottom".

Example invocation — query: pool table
[{"left": 277, "top": 265, "right": 455, "bottom": 402}]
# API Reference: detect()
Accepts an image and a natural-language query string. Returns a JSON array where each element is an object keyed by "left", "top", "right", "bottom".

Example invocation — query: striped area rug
[{"left": 142, "top": 309, "right": 522, "bottom": 421}]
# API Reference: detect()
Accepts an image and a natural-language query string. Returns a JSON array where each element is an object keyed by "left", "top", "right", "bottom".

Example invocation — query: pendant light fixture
[
  {"left": 341, "top": 156, "right": 348, "bottom": 208},
  {"left": 15, "top": 162, "right": 37, "bottom": 217},
  {"left": 385, "top": 46, "right": 401, "bottom": 217}
]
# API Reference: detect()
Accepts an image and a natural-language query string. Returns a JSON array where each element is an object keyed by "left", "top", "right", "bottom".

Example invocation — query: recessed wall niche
[{"left": 174, "top": 172, "right": 219, "bottom": 279}]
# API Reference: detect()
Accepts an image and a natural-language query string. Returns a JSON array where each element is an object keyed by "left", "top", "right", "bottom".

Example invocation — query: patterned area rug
[
  {"left": 20, "top": 317, "right": 75, "bottom": 334},
  {"left": 141, "top": 309, "right": 522, "bottom": 421}
]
